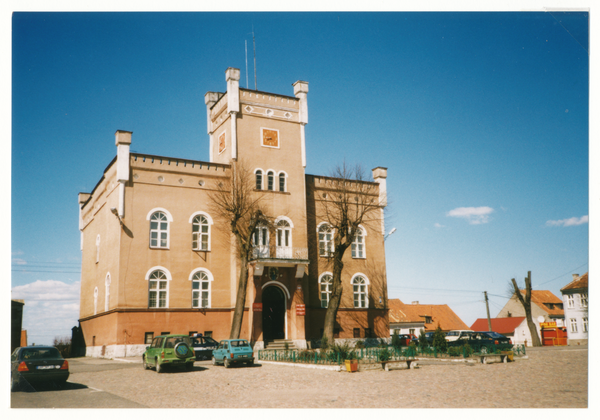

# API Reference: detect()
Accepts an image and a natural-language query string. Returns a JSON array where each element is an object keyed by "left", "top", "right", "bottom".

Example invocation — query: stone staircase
[{"left": 264, "top": 339, "right": 297, "bottom": 351}]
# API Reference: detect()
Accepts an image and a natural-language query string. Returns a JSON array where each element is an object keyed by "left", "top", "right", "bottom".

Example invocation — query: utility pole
[{"left": 484, "top": 291, "right": 492, "bottom": 331}]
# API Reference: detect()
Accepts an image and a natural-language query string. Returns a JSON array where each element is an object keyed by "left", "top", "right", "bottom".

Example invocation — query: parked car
[
  {"left": 422, "top": 331, "right": 435, "bottom": 344},
  {"left": 191, "top": 335, "right": 219, "bottom": 360},
  {"left": 143, "top": 334, "right": 196, "bottom": 373},
  {"left": 447, "top": 331, "right": 512, "bottom": 353},
  {"left": 212, "top": 339, "right": 255, "bottom": 368},
  {"left": 11, "top": 346, "right": 69, "bottom": 391},
  {"left": 394, "top": 334, "right": 417, "bottom": 346},
  {"left": 445, "top": 330, "right": 473, "bottom": 342}
]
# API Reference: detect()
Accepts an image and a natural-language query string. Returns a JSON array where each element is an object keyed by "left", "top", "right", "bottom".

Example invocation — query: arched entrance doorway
[{"left": 262, "top": 286, "right": 286, "bottom": 340}]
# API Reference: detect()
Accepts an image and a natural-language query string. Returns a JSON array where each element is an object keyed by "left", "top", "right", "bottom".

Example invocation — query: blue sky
[{"left": 9, "top": 9, "right": 590, "bottom": 345}]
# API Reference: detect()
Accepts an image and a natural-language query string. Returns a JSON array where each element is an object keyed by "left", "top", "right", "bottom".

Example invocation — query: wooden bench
[
  {"left": 476, "top": 353, "right": 508, "bottom": 364},
  {"left": 381, "top": 359, "right": 418, "bottom": 371}
]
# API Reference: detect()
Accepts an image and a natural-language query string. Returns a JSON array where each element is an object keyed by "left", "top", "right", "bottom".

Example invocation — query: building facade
[
  {"left": 388, "top": 299, "right": 470, "bottom": 335},
  {"left": 78, "top": 68, "right": 390, "bottom": 357},
  {"left": 560, "top": 273, "right": 588, "bottom": 345}
]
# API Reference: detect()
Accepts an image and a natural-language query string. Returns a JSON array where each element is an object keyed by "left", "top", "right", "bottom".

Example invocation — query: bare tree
[
  {"left": 509, "top": 271, "right": 542, "bottom": 347},
  {"left": 209, "top": 161, "right": 271, "bottom": 339},
  {"left": 316, "top": 162, "right": 385, "bottom": 343}
]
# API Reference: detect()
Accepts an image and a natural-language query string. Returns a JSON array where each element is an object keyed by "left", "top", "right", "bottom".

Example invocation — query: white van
[{"left": 445, "top": 330, "right": 472, "bottom": 342}]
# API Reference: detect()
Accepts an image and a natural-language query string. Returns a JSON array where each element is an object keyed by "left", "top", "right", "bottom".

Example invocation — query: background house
[
  {"left": 470, "top": 317, "right": 528, "bottom": 345},
  {"left": 496, "top": 290, "right": 565, "bottom": 326},
  {"left": 560, "top": 273, "right": 588, "bottom": 345},
  {"left": 388, "top": 299, "right": 469, "bottom": 336}
]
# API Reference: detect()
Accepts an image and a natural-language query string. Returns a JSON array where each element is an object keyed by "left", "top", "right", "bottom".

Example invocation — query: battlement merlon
[{"left": 372, "top": 167, "right": 388, "bottom": 208}]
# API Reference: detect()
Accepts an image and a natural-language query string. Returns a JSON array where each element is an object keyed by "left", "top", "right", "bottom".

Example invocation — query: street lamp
[{"left": 384, "top": 227, "right": 396, "bottom": 241}]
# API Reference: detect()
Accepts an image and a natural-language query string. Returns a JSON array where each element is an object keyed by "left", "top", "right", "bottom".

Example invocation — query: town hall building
[{"left": 78, "top": 68, "right": 390, "bottom": 357}]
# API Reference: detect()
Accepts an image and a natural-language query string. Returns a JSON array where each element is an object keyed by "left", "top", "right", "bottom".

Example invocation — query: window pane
[
  {"left": 149, "top": 291, "right": 157, "bottom": 307},
  {"left": 159, "top": 281, "right": 167, "bottom": 289},
  {"left": 192, "top": 281, "right": 199, "bottom": 290},
  {"left": 149, "top": 280, "right": 157, "bottom": 290},
  {"left": 159, "top": 291, "right": 167, "bottom": 307}
]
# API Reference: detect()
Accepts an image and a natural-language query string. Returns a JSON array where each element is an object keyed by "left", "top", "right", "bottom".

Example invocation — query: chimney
[
  {"left": 226, "top": 68, "right": 240, "bottom": 160},
  {"left": 293, "top": 80, "right": 309, "bottom": 168},
  {"left": 412, "top": 301, "right": 419, "bottom": 305},
  {"left": 572, "top": 274, "right": 579, "bottom": 281},
  {"left": 115, "top": 130, "right": 132, "bottom": 218}
]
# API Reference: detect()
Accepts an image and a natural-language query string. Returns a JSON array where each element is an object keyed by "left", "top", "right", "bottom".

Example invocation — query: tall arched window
[
  {"left": 351, "top": 226, "right": 366, "bottom": 258},
  {"left": 267, "top": 171, "right": 275, "bottom": 191},
  {"left": 352, "top": 275, "right": 369, "bottom": 308},
  {"left": 105, "top": 273, "right": 111, "bottom": 312},
  {"left": 255, "top": 170, "right": 263, "bottom": 190},
  {"left": 192, "top": 214, "right": 210, "bottom": 251},
  {"left": 149, "top": 211, "right": 169, "bottom": 248},
  {"left": 93, "top": 287, "right": 98, "bottom": 315},
  {"left": 252, "top": 225, "right": 270, "bottom": 258},
  {"left": 191, "top": 270, "right": 212, "bottom": 308},
  {"left": 318, "top": 223, "right": 333, "bottom": 257},
  {"left": 279, "top": 173, "right": 286, "bottom": 192},
  {"left": 319, "top": 273, "right": 333, "bottom": 308},
  {"left": 96, "top": 235, "right": 101, "bottom": 263},
  {"left": 148, "top": 269, "right": 169, "bottom": 308},
  {"left": 276, "top": 219, "right": 292, "bottom": 258}
]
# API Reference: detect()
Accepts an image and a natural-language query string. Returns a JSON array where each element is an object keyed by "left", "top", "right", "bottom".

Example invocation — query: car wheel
[
  {"left": 174, "top": 342, "right": 191, "bottom": 359},
  {"left": 185, "top": 362, "right": 194, "bottom": 371},
  {"left": 224, "top": 357, "right": 230, "bottom": 368},
  {"left": 156, "top": 358, "right": 162, "bottom": 373},
  {"left": 212, "top": 356, "right": 218, "bottom": 366}
]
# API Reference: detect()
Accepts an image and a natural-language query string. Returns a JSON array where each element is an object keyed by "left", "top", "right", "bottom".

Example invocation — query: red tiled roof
[
  {"left": 561, "top": 272, "right": 588, "bottom": 292},
  {"left": 388, "top": 299, "right": 469, "bottom": 332},
  {"left": 470, "top": 317, "right": 526, "bottom": 334},
  {"left": 515, "top": 290, "right": 564, "bottom": 317}
]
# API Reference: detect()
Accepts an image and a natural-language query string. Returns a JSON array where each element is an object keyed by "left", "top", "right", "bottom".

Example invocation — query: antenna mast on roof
[
  {"left": 252, "top": 25, "right": 257, "bottom": 90},
  {"left": 245, "top": 40, "right": 249, "bottom": 89}
]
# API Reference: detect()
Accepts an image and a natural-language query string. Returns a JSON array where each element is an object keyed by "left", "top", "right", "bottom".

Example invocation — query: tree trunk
[
  {"left": 322, "top": 253, "right": 345, "bottom": 344},
  {"left": 229, "top": 253, "right": 249, "bottom": 339},
  {"left": 511, "top": 275, "right": 542, "bottom": 347}
]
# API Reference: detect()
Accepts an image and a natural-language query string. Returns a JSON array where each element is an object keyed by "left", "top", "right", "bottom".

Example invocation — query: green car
[{"left": 143, "top": 335, "right": 196, "bottom": 373}]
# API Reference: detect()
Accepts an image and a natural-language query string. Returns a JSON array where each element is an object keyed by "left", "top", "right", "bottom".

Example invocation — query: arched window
[
  {"left": 105, "top": 273, "right": 111, "bottom": 312},
  {"left": 276, "top": 219, "right": 292, "bottom": 258},
  {"left": 192, "top": 214, "right": 210, "bottom": 251},
  {"left": 279, "top": 173, "right": 286, "bottom": 192},
  {"left": 149, "top": 211, "right": 169, "bottom": 248},
  {"left": 148, "top": 270, "right": 169, "bottom": 308},
  {"left": 96, "top": 235, "right": 101, "bottom": 263},
  {"left": 252, "top": 225, "right": 270, "bottom": 258},
  {"left": 255, "top": 170, "right": 263, "bottom": 190},
  {"left": 319, "top": 273, "right": 333, "bottom": 308},
  {"left": 191, "top": 270, "right": 212, "bottom": 308},
  {"left": 351, "top": 226, "right": 366, "bottom": 259},
  {"left": 352, "top": 275, "right": 369, "bottom": 308},
  {"left": 267, "top": 171, "right": 275, "bottom": 191},
  {"left": 318, "top": 223, "right": 333, "bottom": 257},
  {"left": 93, "top": 287, "right": 98, "bottom": 315}
]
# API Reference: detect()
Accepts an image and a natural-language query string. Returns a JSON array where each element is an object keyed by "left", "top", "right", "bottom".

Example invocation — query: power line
[{"left": 538, "top": 262, "right": 588, "bottom": 286}]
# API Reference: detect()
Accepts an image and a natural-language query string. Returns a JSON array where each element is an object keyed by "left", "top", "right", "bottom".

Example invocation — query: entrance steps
[{"left": 264, "top": 339, "right": 297, "bottom": 350}]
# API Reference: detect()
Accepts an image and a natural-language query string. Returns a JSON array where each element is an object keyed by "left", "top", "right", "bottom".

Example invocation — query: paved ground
[{"left": 12, "top": 346, "right": 588, "bottom": 409}]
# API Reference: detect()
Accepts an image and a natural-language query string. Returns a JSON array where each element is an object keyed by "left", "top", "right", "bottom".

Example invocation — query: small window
[
  {"left": 255, "top": 170, "right": 263, "bottom": 190},
  {"left": 148, "top": 270, "right": 169, "bottom": 308},
  {"left": 204, "top": 331, "right": 213, "bottom": 338},
  {"left": 279, "top": 173, "right": 286, "bottom": 192},
  {"left": 318, "top": 224, "right": 333, "bottom": 257},
  {"left": 192, "top": 214, "right": 210, "bottom": 251},
  {"left": 352, "top": 276, "right": 368, "bottom": 308},
  {"left": 150, "top": 211, "right": 169, "bottom": 248},
  {"left": 319, "top": 274, "right": 333, "bottom": 308},
  {"left": 579, "top": 293, "right": 588, "bottom": 308},
  {"left": 144, "top": 332, "right": 154, "bottom": 344},
  {"left": 569, "top": 318, "right": 578, "bottom": 333},
  {"left": 425, "top": 316, "right": 432, "bottom": 324},
  {"left": 334, "top": 328, "right": 340, "bottom": 338},
  {"left": 353, "top": 328, "right": 361, "bottom": 338},
  {"left": 161, "top": 332, "right": 170, "bottom": 336},
  {"left": 582, "top": 318, "right": 588, "bottom": 333},
  {"left": 364, "top": 328, "right": 372, "bottom": 338},
  {"left": 96, "top": 235, "right": 101, "bottom": 263},
  {"left": 267, "top": 171, "right": 274, "bottom": 191},
  {"left": 351, "top": 227, "right": 365, "bottom": 258},
  {"left": 192, "top": 270, "right": 211, "bottom": 308},
  {"left": 567, "top": 295, "right": 575, "bottom": 308}
]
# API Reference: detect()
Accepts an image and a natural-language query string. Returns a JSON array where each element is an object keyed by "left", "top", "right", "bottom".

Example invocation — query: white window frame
[
  {"left": 579, "top": 293, "right": 588, "bottom": 308},
  {"left": 105, "top": 273, "right": 111, "bottom": 312},
  {"left": 252, "top": 224, "right": 270, "bottom": 258},
  {"left": 145, "top": 266, "right": 172, "bottom": 309},
  {"left": 319, "top": 272, "right": 333, "bottom": 308},
  {"left": 275, "top": 216, "right": 293, "bottom": 258},
  {"left": 146, "top": 208, "right": 173, "bottom": 249},
  {"left": 351, "top": 273, "right": 370, "bottom": 308},
  {"left": 317, "top": 222, "right": 334, "bottom": 257},
  {"left": 569, "top": 318, "right": 578, "bottom": 333},
  {"left": 93, "top": 287, "right": 98, "bottom": 315},
  {"left": 582, "top": 317, "right": 588, "bottom": 333},
  {"left": 96, "top": 234, "right": 101, "bottom": 263},
  {"left": 567, "top": 295, "right": 575, "bottom": 308},
  {"left": 278, "top": 171, "right": 288, "bottom": 192},
  {"left": 255, "top": 168, "right": 264, "bottom": 190},
  {"left": 351, "top": 225, "right": 367, "bottom": 259},
  {"left": 190, "top": 268, "right": 214, "bottom": 309},
  {"left": 189, "top": 211, "right": 213, "bottom": 251}
]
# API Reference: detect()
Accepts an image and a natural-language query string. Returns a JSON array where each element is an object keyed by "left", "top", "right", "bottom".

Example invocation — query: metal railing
[{"left": 252, "top": 246, "right": 308, "bottom": 260}]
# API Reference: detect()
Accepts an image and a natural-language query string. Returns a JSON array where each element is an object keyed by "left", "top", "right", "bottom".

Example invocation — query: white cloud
[
  {"left": 12, "top": 258, "right": 27, "bottom": 265},
  {"left": 546, "top": 215, "right": 588, "bottom": 227},
  {"left": 434, "top": 223, "right": 445, "bottom": 228},
  {"left": 447, "top": 206, "right": 494, "bottom": 225},
  {"left": 11, "top": 280, "right": 80, "bottom": 346}
]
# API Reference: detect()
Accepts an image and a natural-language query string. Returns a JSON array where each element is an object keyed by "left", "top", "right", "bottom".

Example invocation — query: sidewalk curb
[{"left": 258, "top": 360, "right": 341, "bottom": 371}]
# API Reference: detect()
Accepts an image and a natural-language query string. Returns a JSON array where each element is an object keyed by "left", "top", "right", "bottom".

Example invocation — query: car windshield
[
  {"left": 205, "top": 337, "right": 218, "bottom": 345},
  {"left": 21, "top": 348, "right": 61, "bottom": 360},
  {"left": 446, "top": 331, "right": 459, "bottom": 336},
  {"left": 165, "top": 337, "right": 192, "bottom": 348},
  {"left": 483, "top": 332, "right": 504, "bottom": 339},
  {"left": 230, "top": 340, "right": 249, "bottom": 348}
]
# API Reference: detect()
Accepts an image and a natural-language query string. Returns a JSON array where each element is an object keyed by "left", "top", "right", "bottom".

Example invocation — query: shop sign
[
  {"left": 253, "top": 303, "right": 262, "bottom": 312},
  {"left": 540, "top": 322, "right": 557, "bottom": 328},
  {"left": 296, "top": 304, "right": 305, "bottom": 316}
]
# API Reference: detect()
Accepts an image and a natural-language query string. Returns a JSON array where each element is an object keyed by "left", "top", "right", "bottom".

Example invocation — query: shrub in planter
[
  {"left": 448, "top": 346, "right": 461, "bottom": 357},
  {"left": 432, "top": 324, "right": 448, "bottom": 352},
  {"left": 418, "top": 329, "right": 428, "bottom": 348},
  {"left": 378, "top": 347, "right": 392, "bottom": 362},
  {"left": 391, "top": 332, "right": 402, "bottom": 350}
]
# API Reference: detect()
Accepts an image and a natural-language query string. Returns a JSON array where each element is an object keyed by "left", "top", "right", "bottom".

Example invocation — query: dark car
[
  {"left": 191, "top": 335, "right": 219, "bottom": 360},
  {"left": 11, "top": 346, "right": 69, "bottom": 391},
  {"left": 447, "top": 331, "right": 512, "bottom": 353},
  {"left": 395, "top": 334, "right": 417, "bottom": 346}
]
